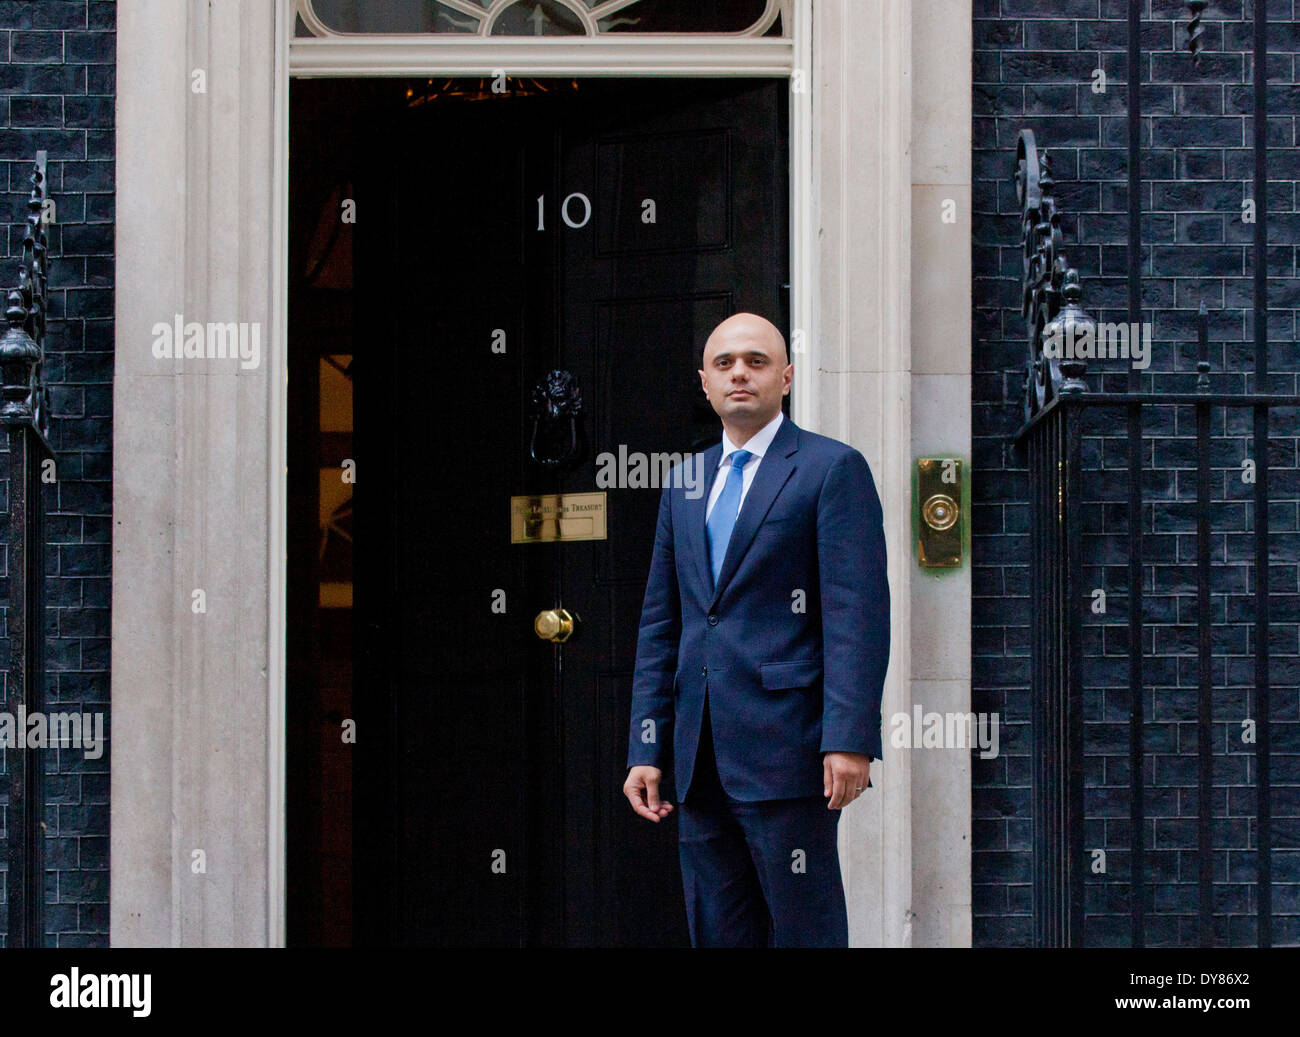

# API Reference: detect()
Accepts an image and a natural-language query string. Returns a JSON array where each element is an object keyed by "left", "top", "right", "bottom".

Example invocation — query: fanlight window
[{"left": 294, "top": 0, "right": 789, "bottom": 37}]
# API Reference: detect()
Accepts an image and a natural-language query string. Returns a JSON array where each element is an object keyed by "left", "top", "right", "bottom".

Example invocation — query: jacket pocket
[
  {"left": 759, "top": 658, "right": 823, "bottom": 690},
  {"left": 762, "top": 502, "right": 804, "bottom": 525}
]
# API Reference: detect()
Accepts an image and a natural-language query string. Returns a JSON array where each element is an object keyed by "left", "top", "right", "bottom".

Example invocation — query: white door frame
[
  {"left": 269, "top": 0, "right": 815, "bottom": 947},
  {"left": 113, "top": 0, "right": 934, "bottom": 951}
]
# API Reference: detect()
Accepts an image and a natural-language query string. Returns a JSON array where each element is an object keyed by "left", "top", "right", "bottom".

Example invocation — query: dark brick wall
[
  {"left": 0, "top": 0, "right": 114, "bottom": 947},
  {"left": 974, "top": 0, "right": 1300, "bottom": 946}
]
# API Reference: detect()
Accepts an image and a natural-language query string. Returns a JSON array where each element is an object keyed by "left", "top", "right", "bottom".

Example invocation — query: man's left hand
[{"left": 823, "top": 751, "right": 871, "bottom": 809}]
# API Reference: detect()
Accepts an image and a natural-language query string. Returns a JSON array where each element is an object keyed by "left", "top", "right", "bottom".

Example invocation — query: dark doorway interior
[{"left": 288, "top": 75, "right": 789, "bottom": 946}]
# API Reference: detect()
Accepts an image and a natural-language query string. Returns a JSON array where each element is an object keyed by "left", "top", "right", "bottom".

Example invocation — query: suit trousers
[{"left": 677, "top": 688, "right": 850, "bottom": 948}]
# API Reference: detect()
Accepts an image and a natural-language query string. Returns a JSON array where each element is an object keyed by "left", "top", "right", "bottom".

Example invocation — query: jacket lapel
[
  {"left": 684, "top": 441, "right": 721, "bottom": 600},
  {"left": 710, "top": 417, "right": 800, "bottom": 606}
]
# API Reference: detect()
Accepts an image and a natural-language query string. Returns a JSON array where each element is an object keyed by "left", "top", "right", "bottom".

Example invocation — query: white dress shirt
[{"left": 704, "top": 410, "right": 785, "bottom": 522}]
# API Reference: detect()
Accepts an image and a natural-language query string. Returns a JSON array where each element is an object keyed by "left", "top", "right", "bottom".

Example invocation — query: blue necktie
[{"left": 707, "top": 449, "right": 753, "bottom": 588}]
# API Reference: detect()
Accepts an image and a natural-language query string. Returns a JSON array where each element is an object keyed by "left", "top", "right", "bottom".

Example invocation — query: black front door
[{"left": 353, "top": 77, "right": 789, "bottom": 946}]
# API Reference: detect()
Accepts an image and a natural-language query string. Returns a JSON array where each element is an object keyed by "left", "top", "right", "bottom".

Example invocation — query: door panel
[
  {"left": 354, "top": 98, "right": 542, "bottom": 947},
  {"left": 595, "top": 130, "right": 732, "bottom": 255},
  {"left": 354, "top": 78, "right": 788, "bottom": 946}
]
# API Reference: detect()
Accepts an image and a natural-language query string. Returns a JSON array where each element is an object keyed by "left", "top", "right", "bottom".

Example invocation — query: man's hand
[
  {"left": 624, "top": 766, "right": 675, "bottom": 822},
  {"left": 823, "top": 752, "right": 871, "bottom": 809}
]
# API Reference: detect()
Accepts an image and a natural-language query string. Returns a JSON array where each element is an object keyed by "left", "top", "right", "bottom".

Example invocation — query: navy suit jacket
[{"left": 626, "top": 416, "right": 890, "bottom": 802}]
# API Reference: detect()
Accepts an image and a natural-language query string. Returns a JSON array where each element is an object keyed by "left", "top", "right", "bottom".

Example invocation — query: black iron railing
[
  {"left": 0, "top": 151, "right": 55, "bottom": 948},
  {"left": 1012, "top": 2, "right": 1299, "bottom": 949}
]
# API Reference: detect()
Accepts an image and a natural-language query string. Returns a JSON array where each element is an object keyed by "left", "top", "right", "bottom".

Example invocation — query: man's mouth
[{"left": 728, "top": 390, "right": 753, "bottom": 398}]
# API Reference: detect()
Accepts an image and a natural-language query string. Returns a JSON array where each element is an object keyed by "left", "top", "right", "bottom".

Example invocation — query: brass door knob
[{"left": 534, "top": 608, "right": 577, "bottom": 643}]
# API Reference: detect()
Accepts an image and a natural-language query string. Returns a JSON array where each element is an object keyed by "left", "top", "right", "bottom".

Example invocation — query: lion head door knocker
[{"left": 529, "top": 369, "right": 585, "bottom": 471}]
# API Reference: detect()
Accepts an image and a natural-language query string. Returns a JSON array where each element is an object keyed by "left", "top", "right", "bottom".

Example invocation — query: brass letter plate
[{"left": 511, "top": 492, "right": 608, "bottom": 544}]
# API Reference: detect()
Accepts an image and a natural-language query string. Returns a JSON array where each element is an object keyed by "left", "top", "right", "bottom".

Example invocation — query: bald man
[{"left": 623, "top": 312, "right": 890, "bottom": 948}]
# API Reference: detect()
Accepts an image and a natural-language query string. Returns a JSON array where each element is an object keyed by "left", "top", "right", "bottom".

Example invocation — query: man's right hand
[{"left": 624, "top": 766, "right": 674, "bottom": 822}]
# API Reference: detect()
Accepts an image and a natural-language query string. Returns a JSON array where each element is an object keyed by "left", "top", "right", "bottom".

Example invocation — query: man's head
[{"left": 698, "top": 312, "right": 792, "bottom": 436}]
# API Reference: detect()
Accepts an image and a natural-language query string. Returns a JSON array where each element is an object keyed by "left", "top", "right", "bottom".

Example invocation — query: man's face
[{"left": 698, "top": 321, "right": 792, "bottom": 429}]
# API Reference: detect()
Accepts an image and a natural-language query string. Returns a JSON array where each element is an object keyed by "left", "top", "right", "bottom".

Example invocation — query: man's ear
[{"left": 699, "top": 369, "right": 708, "bottom": 393}]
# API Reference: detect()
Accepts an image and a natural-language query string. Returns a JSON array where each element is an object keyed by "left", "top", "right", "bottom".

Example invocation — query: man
[{"left": 623, "top": 312, "right": 890, "bottom": 948}]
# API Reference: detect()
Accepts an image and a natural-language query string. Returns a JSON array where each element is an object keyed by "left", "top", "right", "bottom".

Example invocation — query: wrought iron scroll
[
  {"left": 1014, "top": 130, "right": 1096, "bottom": 422},
  {"left": 0, "top": 151, "right": 54, "bottom": 947}
]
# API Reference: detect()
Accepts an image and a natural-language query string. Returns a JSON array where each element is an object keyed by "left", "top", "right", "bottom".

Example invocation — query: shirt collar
[{"left": 720, "top": 410, "right": 784, "bottom": 467}]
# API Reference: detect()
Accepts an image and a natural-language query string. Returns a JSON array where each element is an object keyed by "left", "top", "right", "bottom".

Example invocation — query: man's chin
[{"left": 722, "top": 401, "right": 778, "bottom": 424}]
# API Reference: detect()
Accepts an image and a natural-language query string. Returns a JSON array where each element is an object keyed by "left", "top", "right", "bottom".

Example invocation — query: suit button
[
  {"left": 707, "top": 614, "right": 718, "bottom": 626},
  {"left": 702, "top": 666, "right": 708, "bottom": 677}
]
